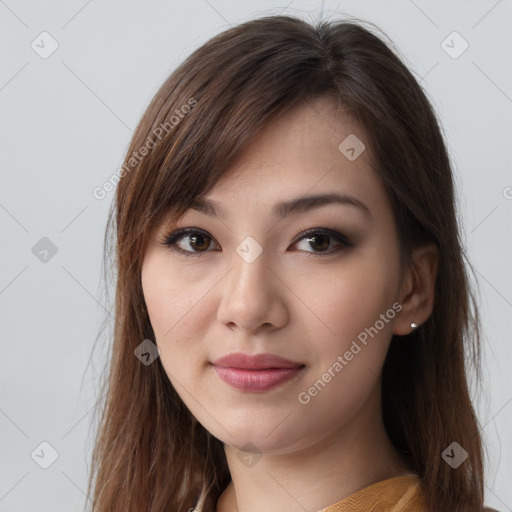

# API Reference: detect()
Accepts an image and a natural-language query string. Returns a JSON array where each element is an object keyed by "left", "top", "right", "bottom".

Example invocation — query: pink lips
[{"left": 211, "top": 352, "right": 305, "bottom": 392}]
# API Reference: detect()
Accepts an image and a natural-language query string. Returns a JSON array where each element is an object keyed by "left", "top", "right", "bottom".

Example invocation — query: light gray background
[{"left": 1, "top": 1, "right": 511, "bottom": 511}]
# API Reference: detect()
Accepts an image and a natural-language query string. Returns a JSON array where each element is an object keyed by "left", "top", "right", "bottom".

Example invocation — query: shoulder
[{"left": 483, "top": 507, "right": 501, "bottom": 512}]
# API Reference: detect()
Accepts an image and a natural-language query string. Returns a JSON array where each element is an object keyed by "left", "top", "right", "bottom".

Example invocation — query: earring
[{"left": 410, "top": 322, "right": 418, "bottom": 330}]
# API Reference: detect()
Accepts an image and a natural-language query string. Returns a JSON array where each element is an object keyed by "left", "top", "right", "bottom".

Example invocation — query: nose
[{"left": 216, "top": 245, "right": 289, "bottom": 334}]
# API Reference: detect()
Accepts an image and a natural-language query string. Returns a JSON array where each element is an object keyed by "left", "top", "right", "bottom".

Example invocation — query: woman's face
[{"left": 141, "top": 97, "right": 406, "bottom": 454}]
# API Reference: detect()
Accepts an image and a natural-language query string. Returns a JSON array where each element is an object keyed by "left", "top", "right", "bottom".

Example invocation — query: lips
[
  {"left": 211, "top": 352, "right": 303, "bottom": 370},
  {"left": 211, "top": 352, "right": 305, "bottom": 392}
]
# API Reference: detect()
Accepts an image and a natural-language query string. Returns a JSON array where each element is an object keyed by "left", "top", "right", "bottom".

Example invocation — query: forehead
[
  {"left": 200, "top": 98, "right": 384, "bottom": 215},
  {"left": 232, "top": 97, "right": 366, "bottom": 168}
]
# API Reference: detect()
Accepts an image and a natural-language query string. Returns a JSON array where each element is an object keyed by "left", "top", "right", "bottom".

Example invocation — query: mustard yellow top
[{"left": 321, "top": 476, "right": 424, "bottom": 512}]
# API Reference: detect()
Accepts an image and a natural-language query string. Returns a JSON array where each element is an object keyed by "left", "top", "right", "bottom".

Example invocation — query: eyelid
[
  {"left": 159, "top": 227, "right": 219, "bottom": 256},
  {"left": 160, "top": 225, "right": 352, "bottom": 257},
  {"left": 292, "top": 224, "right": 352, "bottom": 246}
]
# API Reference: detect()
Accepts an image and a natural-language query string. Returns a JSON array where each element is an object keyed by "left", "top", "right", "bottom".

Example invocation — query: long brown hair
[{"left": 86, "top": 13, "right": 486, "bottom": 512}]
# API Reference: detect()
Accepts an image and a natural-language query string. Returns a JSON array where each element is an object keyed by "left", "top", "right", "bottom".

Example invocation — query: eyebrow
[{"left": 189, "top": 192, "right": 371, "bottom": 220}]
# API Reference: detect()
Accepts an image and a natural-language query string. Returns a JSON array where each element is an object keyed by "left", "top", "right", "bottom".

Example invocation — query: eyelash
[{"left": 159, "top": 226, "right": 353, "bottom": 259}]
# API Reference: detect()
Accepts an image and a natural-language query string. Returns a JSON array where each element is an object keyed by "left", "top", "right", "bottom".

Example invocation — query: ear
[{"left": 393, "top": 243, "right": 439, "bottom": 336}]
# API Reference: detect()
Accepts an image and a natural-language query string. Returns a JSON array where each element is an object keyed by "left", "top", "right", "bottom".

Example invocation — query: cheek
[
  {"left": 142, "top": 254, "right": 206, "bottom": 337},
  {"left": 292, "top": 256, "right": 400, "bottom": 432},
  {"left": 141, "top": 260, "right": 173, "bottom": 338},
  {"left": 301, "top": 247, "right": 400, "bottom": 342},
  {"left": 141, "top": 257, "right": 204, "bottom": 371},
  {"left": 293, "top": 247, "right": 402, "bottom": 405},
  {"left": 141, "top": 255, "right": 228, "bottom": 408}
]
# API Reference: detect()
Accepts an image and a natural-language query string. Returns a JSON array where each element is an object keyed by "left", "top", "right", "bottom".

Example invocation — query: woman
[{"left": 87, "top": 14, "right": 499, "bottom": 512}]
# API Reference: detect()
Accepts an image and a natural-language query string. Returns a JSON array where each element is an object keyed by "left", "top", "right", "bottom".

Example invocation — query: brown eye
[
  {"left": 163, "top": 229, "right": 217, "bottom": 253},
  {"left": 185, "top": 233, "right": 211, "bottom": 252},
  {"left": 160, "top": 227, "right": 352, "bottom": 259},
  {"left": 303, "top": 233, "right": 330, "bottom": 252},
  {"left": 292, "top": 229, "right": 351, "bottom": 254}
]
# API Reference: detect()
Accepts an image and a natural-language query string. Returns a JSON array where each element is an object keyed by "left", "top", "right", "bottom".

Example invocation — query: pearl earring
[{"left": 410, "top": 322, "right": 418, "bottom": 330}]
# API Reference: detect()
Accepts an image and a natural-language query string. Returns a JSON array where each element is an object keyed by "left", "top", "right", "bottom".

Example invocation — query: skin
[{"left": 141, "top": 97, "right": 439, "bottom": 512}]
